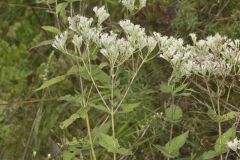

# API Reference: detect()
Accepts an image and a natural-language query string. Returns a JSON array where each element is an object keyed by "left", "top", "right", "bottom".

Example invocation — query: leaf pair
[
  {"left": 207, "top": 109, "right": 240, "bottom": 123},
  {"left": 96, "top": 133, "right": 132, "bottom": 156},
  {"left": 202, "top": 127, "right": 236, "bottom": 159},
  {"left": 165, "top": 105, "right": 183, "bottom": 124},
  {"left": 60, "top": 107, "right": 90, "bottom": 129},
  {"left": 160, "top": 82, "right": 192, "bottom": 97},
  {"left": 154, "top": 131, "right": 189, "bottom": 158},
  {"left": 35, "top": 64, "right": 110, "bottom": 91}
]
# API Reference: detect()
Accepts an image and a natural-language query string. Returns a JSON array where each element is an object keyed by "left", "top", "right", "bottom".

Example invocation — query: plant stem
[
  {"left": 111, "top": 111, "right": 116, "bottom": 160},
  {"left": 114, "top": 59, "right": 145, "bottom": 113},
  {"left": 217, "top": 82, "right": 223, "bottom": 160},
  {"left": 204, "top": 78, "right": 216, "bottom": 112},
  {"left": 110, "top": 65, "right": 116, "bottom": 160},
  {"left": 81, "top": 59, "right": 111, "bottom": 111},
  {"left": 86, "top": 114, "right": 96, "bottom": 160},
  {"left": 77, "top": 63, "right": 96, "bottom": 160},
  {"left": 167, "top": 95, "right": 175, "bottom": 160},
  {"left": 168, "top": 123, "right": 174, "bottom": 160}
]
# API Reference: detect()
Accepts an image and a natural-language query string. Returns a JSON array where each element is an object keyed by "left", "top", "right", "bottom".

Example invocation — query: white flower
[
  {"left": 119, "top": 20, "right": 147, "bottom": 50},
  {"left": 146, "top": 36, "right": 157, "bottom": 53},
  {"left": 83, "top": 27, "right": 102, "bottom": 43},
  {"left": 93, "top": 6, "right": 110, "bottom": 25},
  {"left": 100, "top": 32, "right": 119, "bottom": 64},
  {"left": 119, "top": 0, "right": 135, "bottom": 12},
  {"left": 227, "top": 138, "right": 239, "bottom": 151},
  {"left": 72, "top": 35, "right": 83, "bottom": 50},
  {"left": 99, "top": 31, "right": 134, "bottom": 65},
  {"left": 119, "top": 0, "right": 147, "bottom": 12},
  {"left": 68, "top": 15, "right": 93, "bottom": 33},
  {"left": 189, "top": 33, "right": 197, "bottom": 44},
  {"left": 52, "top": 31, "right": 68, "bottom": 52},
  {"left": 139, "top": 0, "right": 147, "bottom": 9}
]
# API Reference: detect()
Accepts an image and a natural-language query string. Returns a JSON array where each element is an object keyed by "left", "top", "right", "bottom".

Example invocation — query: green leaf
[
  {"left": 177, "top": 92, "right": 192, "bottom": 97},
  {"left": 47, "top": 0, "right": 56, "bottom": 4},
  {"left": 92, "top": 122, "right": 111, "bottom": 140},
  {"left": 97, "top": 133, "right": 132, "bottom": 156},
  {"left": 60, "top": 107, "right": 90, "bottom": 129},
  {"left": 66, "top": 66, "right": 78, "bottom": 75},
  {"left": 56, "top": 2, "right": 68, "bottom": 15},
  {"left": 58, "top": 95, "right": 83, "bottom": 106},
  {"left": 153, "top": 145, "right": 176, "bottom": 158},
  {"left": 42, "top": 26, "right": 61, "bottom": 34},
  {"left": 207, "top": 109, "right": 240, "bottom": 123},
  {"left": 160, "top": 82, "right": 173, "bottom": 94},
  {"left": 89, "top": 103, "right": 110, "bottom": 113},
  {"left": 165, "top": 105, "right": 183, "bottom": 124},
  {"left": 119, "top": 102, "right": 141, "bottom": 113},
  {"left": 29, "top": 39, "right": 54, "bottom": 49},
  {"left": 202, "top": 150, "right": 219, "bottom": 160},
  {"left": 35, "top": 75, "right": 66, "bottom": 91},
  {"left": 207, "top": 108, "right": 219, "bottom": 122},
  {"left": 214, "top": 126, "right": 236, "bottom": 152},
  {"left": 173, "top": 83, "right": 188, "bottom": 95},
  {"left": 155, "top": 131, "right": 189, "bottom": 158},
  {"left": 79, "top": 65, "right": 111, "bottom": 84},
  {"left": 218, "top": 111, "right": 240, "bottom": 122},
  {"left": 201, "top": 127, "right": 236, "bottom": 159},
  {"left": 63, "top": 64, "right": 111, "bottom": 84},
  {"left": 63, "top": 145, "right": 82, "bottom": 160},
  {"left": 89, "top": 46, "right": 99, "bottom": 60}
]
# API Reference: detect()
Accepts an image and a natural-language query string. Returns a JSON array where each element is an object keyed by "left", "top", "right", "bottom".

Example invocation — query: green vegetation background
[{"left": 1, "top": 0, "right": 240, "bottom": 159}]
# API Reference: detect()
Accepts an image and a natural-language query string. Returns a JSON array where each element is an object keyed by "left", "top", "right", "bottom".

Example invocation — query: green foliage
[
  {"left": 96, "top": 133, "right": 132, "bottom": 156},
  {"left": 60, "top": 107, "right": 90, "bottom": 129},
  {"left": 1, "top": 0, "right": 240, "bottom": 159},
  {"left": 42, "top": 26, "right": 61, "bottom": 34},
  {"left": 164, "top": 105, "right": 183, "bottom": 124},
  {"left": 202, "top": 127, "right": 236, "bottom": 159},
  {"left": 154, "top": 131, "right": 189, "bottom": 158}
]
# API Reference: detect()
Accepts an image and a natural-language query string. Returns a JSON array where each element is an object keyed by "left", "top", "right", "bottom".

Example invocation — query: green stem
[
  {"left": 110, "top": 65, "right": 116, "bottom": 160},
  {"left": 81, "top": 59, "right": 111, "bottom": 111},
  {"left": 114, "top": 59, "right": 145, "bottom": 113},
  {"left": 204, "top": 78, "right": 216, "bottom": 112},
  {"left": 167, "top": 95, "right": 175, "bottom": 160},
  {"left": 86, "top": 114, "right": 96, "bottom": 160},
  {"left": 217, "top": 83, "right": 223, "bottom": 160},
  {"left": 111, "top": 112, "right": 116, "bottom": 160}
]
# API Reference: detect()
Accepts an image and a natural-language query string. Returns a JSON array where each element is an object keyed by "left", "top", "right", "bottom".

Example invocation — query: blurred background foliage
[{"left": 1, "top": 0, "right": 240, "bottom": 159}]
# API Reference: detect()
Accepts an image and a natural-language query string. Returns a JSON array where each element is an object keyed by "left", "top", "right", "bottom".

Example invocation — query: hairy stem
[
  {"left": 114, "top": 59, "right": 145, "bottom": 113},
  {"left": 217, "top": 82, "right": 223, "bottom": 160},
  {"left": 86, "top": 114, "right": 96, "bottom": 160},
  {"left": 110, "top": 65, "right": 116, "bottom": 160}
]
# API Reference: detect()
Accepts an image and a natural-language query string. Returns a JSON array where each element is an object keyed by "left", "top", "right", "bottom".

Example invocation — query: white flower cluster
[
  {"left": 93, "top": 6, "right": 110, "bottom": 25},
  {"left": 99, "top": 32, "right": 134, "bottom": 65},
  {"left": 156, "top": 33, "right": 240, "bottom": 77},
  {"left": 227, "top": 138, "right": 240, "bottom": 151},
  {"left": 119, "top": 20, "right": 157, "bottom": 52},
  {"left": 52, "top": 31, "right": 68, "bottom": 52},
  {"left": 52, "top": 6, "right": 156, "bottom": 66},
  {"left": 119, "top": 0, "right": 147, "bottom": 12},
  {"left": 52, "top": 5, "right": 240, "bottom": 77}
]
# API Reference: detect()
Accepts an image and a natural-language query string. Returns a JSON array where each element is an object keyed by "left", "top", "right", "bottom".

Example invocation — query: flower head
[
  {"left": 119, "top": 0, "right": 135, "bottom": 12},
  {"left": 52, "top": 31, "right": 68, "bottom": 52},
  {"left": 68, "top": 15, "right": 93, "bottom": 33},
  {"left": 72, "top": 35, "right": 83, "bottom": 50},
  {"left": 227, "top": 138, "right": 240, "bottom": 151},
  {"left": 93, "top": 6, "right": 110, "bottom": 25}
]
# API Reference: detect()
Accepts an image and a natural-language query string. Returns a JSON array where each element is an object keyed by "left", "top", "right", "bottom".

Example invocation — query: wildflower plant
[
  {"left": 35, "top": 1, "right": 240, "bottom": 160},
  {"left": 48, "top": 5, "right": 158, "bottom": 160},
  {"left": 157, "top": 32, "right": 240, "bottom": 159}
]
